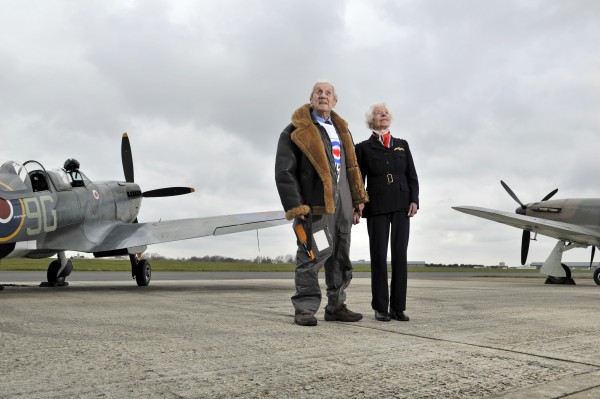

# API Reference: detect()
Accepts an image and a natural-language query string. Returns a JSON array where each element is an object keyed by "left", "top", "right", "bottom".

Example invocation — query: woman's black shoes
[
  {"left": 389, "top": 310, "right": 409, "bottom": 321},
  {"left": 374, "top": 310, "right": 391, "bottom": 321}
]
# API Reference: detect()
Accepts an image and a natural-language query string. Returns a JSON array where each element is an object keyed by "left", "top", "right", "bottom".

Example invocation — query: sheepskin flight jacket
[{"left": 275, "top": 104, "right": 368, "bottom": 220}]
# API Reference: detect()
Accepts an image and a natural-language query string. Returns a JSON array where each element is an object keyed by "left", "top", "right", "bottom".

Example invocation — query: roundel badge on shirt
[{"left": 331, "top": 139, "right": 341, "bottom": 168}]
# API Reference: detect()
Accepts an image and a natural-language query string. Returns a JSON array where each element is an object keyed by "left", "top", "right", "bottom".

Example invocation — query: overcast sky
[{"left": 1, "top": 0, "right": 599, "bottom": 266}]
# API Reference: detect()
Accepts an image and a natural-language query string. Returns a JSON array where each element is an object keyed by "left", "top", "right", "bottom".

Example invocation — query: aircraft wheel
[
  {"left": 545, "top": 264, "right": 576, "bottom": 285},
  {"left": 47, "top": 259, "right": 73, "bottom": 285},
  {"left": 593, "top": 268, "right": 600, "bottom": 285},
  {"left": 135, "top": 259, "right": 151, "bottom": 286},
  {"left": 561, "top": 263, "right": 572, "bottom": 280}
]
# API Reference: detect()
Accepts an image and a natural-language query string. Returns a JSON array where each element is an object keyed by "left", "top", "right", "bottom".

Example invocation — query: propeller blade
[
  {"left": 142, "top": 187, "right": 195, "bottom": 198},
  {"left": 541, "top": 188, "right": 558, "bottom": 201},
  {"left": 500, "top": 180, "right": 525, "bottom": 208},
  {"left": 590, "top": 246, "right": 596, "bottom": 269},
  {"left": 121, "top": 133, "right": 134, "bottom": 183},
  {"left": 521, "top": 230, "right": 530, "bottom": 265}
]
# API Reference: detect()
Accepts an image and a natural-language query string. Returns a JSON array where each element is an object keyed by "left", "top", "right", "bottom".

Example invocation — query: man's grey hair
[
  {"left": 365, "top": 103, "right": 392, "bottom": 130},
  {"left": 309, "top": 81, "right": 338, "bottom": 102}
]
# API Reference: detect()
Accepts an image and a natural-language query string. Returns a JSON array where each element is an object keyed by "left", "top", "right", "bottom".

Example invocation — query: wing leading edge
[
  {"left": 90, "top": 210, "right": 289, "bottom": 253},
  {"left": 452, "top": 206, "right": 600, "bottom": 246}
]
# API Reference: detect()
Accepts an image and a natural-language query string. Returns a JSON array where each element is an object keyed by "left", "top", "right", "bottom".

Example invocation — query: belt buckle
[{"left": 387, "top": 174, "right": 393, "bottom": 184}]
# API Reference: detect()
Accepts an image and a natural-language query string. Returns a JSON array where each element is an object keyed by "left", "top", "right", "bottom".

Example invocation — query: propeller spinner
[{"left": 500, "top": 180, "right": 558, "bottom": 265}]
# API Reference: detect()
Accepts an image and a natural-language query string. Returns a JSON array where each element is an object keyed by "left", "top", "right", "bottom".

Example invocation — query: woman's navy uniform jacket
[{"left": 355, "top": 135, "right": 419, "bottom": 218}]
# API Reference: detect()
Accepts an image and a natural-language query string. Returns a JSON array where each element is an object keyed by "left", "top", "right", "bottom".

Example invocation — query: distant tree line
[
  {"left": 143, "top": 253, "right": 295, "bottom": 264},
  {"left": 425, "top": 263, "right": 486, "bottom": 268},
  {"left": 131, "top": 254, "right": 487, "bottom": 268}
]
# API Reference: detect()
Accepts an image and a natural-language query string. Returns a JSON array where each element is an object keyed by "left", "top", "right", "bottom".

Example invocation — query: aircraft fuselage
[{"left": 525, "top": 198, "right": 600, "bottom": 228}]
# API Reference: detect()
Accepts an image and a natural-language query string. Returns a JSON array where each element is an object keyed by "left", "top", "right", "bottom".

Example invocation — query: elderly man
[{"left": 275, "top": 81, "right": 368, "bottom": 326}]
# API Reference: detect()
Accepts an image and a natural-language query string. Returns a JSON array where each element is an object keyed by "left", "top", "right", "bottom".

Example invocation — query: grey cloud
[{"left": 1, "top": 0, "right": 599, "bottom": 265}]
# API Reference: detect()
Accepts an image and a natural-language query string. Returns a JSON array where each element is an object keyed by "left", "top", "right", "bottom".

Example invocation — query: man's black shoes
[
  {"left": 294, "top": 313, "right": 318, "bottom": 326},
  {"left": 324, "top": 304, "right": 363, "bottom": 322}
]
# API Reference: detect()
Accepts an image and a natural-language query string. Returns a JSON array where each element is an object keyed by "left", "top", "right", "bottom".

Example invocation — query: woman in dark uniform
[{"left": 355, "top": 103, "right": 419, "bottom": 322}]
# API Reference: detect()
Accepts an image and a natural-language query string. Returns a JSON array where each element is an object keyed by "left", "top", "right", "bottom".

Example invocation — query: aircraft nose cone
[{"left": 516, "top": 206, "right": 526, "bottom": 215}]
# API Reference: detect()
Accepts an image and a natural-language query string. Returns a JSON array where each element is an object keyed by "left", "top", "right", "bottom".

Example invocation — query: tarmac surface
[{"left": 1, "top": 271, "right": 600, "bottom": 398}]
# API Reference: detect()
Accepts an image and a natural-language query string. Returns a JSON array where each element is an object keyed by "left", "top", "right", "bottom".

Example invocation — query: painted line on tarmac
[{"left": 337, "top": 322, "right": 600, "bottom": 369}]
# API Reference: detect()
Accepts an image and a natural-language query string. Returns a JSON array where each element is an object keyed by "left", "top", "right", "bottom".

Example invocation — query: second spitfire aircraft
[
  {"left": 453, "top": 181, "right": 600, "bottom": 285},
  {"left": 0, "top": 133, "right": 288, "bottom": 288}
]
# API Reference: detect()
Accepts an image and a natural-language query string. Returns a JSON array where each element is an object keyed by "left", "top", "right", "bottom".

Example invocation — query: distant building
[{"left": 408, "top": 261, "right": 426, "bottom": 267}]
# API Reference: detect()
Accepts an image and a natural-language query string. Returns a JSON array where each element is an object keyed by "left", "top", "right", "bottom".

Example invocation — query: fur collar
[{"left": 290, "top": 104, "right": 368, "bottom": 215}]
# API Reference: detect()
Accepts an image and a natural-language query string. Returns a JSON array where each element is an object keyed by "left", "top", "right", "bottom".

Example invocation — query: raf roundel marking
[
  {"left": 0, "top": 198, "right": 13, "bottom": 223},
  {"left": 93, "top": 190, "right": 100, "bottom": 200},
  {"left": 0, "top": 182, "right": 25, "bottom": 242}
]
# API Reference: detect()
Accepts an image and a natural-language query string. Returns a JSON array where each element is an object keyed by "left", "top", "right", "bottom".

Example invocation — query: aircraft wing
[
  {"left": 88, "top": 210, "right": 290, "bottom": 253},
  {"left": 452, "top": 206, "right": 600, "bottom": 246}
]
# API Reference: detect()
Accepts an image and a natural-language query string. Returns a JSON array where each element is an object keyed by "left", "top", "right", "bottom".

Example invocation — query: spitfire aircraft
[
  {"left": 0, "top": 133, "right": 288, "bottom": 288},
  {"left": 453, "top": 181, "right": 600, "bottom": 285}
]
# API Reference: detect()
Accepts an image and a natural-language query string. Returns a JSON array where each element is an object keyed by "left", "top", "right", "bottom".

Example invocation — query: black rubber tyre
[
  {"left": 593, "top": 267, "right": 600, "bottom": 285},
  {"left": 47, "top": 259, "right": 73, "bottom": 285},
  {"left": 135, "top": 259, "right": 151, "bottom": 286},
  {"left": 561, "top": 263, "right": 572, "bottom": 280}
]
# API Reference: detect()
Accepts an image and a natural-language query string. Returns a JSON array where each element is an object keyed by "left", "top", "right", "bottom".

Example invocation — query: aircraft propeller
[
  {"left": 142, "top": 187, "right": 195, "bottom": 198},
  {"left": 122, "top": 133, "right": 135, "bottom": 183},
  {"left": 500, "top": 180, "right": 558, "bottom": 265},
  {"left": 589, "top": 246, "right": 600, "bottom": 269},
  {"left": 121, "top": 133, "right": 195, "bottom": 198}
]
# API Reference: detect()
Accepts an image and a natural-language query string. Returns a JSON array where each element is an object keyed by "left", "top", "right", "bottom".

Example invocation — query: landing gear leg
[
  {"left": 541, "top": 241, "right": 583, "bottom": 285},
  {"left": 129, "top": 254, "right": 151, "bottom": 287},
  {"left": 41, "top": 251, "right": 73, "bottom": 287}
]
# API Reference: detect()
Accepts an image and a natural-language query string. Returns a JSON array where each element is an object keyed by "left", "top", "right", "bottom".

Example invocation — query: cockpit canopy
[{"left": 0, "top": 160, "right": 90, "bottom": 193}]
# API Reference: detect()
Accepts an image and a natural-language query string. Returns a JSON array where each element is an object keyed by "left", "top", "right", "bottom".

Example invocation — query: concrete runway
[{"left": 1, "top": 272, "right": 600, "bottom": 398}]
